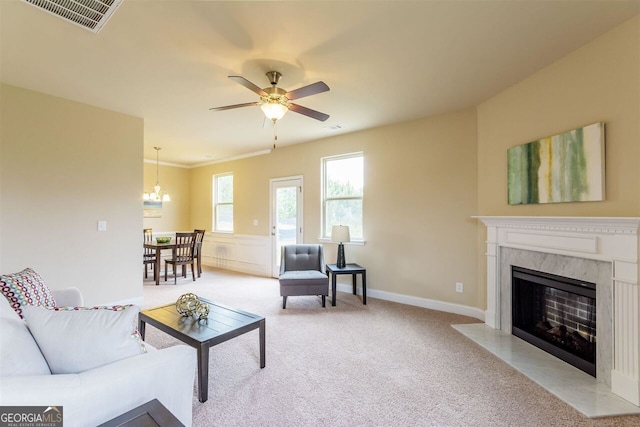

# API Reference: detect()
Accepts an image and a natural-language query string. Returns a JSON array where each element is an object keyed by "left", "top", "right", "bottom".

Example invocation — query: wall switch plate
[
  {"left": 97, "top": 220, "right": 107, "bottom": 232},
  {"left": 253, "top": 219, "right": 258, "bottom": 226},
  {"left": 456, "top": 282, "right": 464, "bottom": 293}
]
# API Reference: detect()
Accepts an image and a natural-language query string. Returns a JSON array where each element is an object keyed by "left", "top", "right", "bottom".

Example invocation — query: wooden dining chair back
[
  {"left": 193, "top": 229, "right": 206, "bottom": 277},
  {"left": 143, "top": 228, "right": 156, "bottom": 279},
  {"left": 164, "top": 232, "right": 197, "bottom": 284}
]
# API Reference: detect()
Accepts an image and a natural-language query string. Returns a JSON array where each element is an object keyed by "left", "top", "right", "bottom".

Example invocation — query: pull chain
[{"left": 272, "top": 119, "right": 278, "bottom": 149}]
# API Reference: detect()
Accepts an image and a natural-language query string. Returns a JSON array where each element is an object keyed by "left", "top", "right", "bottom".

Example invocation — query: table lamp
[{"left": 331, "top": 225, "right": 351, "bottom": 268}]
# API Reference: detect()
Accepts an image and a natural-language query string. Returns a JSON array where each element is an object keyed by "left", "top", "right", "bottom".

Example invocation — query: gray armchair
[{"left": 279, "top": 244, "right": 329, "bottom": 309}]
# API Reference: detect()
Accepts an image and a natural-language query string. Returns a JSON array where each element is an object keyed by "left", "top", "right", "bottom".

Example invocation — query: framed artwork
[
  {"left": 143, "top": 200, "right": 162, "bottom": 218},
  {"left": 507, "top": 122, "right": 605, "bottom": 205}
]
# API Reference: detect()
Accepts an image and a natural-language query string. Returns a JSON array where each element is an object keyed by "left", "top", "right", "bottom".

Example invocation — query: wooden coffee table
[{"left": 138, "top": 298, "right": 265, "bottom": 403}]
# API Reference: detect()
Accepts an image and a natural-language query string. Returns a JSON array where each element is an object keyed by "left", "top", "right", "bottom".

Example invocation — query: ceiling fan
[{"left": 210, "top": 71, "right": 330, "bottom": 123}]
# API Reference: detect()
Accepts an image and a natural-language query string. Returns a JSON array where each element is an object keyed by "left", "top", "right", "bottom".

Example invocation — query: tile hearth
[{"left": 453, "top": 323, "right": 640, "bottom": 418}]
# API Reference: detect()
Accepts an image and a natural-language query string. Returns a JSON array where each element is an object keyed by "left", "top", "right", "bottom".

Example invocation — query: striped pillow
[{"left": 0, "top": 268, "right": 56, "bottom": 318}]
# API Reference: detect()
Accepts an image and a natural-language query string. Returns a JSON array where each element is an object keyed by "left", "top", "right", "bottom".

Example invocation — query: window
[
  {"left": 213, "top": 173, "right": 233, "bottom": 232},
  {"left": 322, "top": 153, "right": 363, "bottom": 239}
]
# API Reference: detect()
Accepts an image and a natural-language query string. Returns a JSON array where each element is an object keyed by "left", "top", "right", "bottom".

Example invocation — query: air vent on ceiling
[{"left": 22, "top": 0, "right": 123, "bottom": 33}]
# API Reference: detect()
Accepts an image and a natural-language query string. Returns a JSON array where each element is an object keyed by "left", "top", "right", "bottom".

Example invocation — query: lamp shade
[
  {"left": 331, "top": 225, "right": 351, "bottom": 243},
  {"left": 260, "top": 102, "right": 288, "bottom": 121}
]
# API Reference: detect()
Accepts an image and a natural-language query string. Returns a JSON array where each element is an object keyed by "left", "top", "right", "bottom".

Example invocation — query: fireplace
[
  {"left": 511, "top": 266, "right": 596, "bottom": 376},
  {"left": 475, "top": 216, "right": 640, "bottom": 405}
]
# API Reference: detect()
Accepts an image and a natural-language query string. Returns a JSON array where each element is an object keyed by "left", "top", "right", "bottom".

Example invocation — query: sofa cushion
[
  {"left": 0, "top": 302, "right": 52, "bottom": 377},
  {"left": 0, "top": 268, "right": 56, "bottom": 318},
  {"left": 22, "top": 305, "right": 146, "bottom": 374}
]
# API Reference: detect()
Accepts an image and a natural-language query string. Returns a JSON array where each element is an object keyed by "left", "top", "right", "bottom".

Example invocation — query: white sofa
[{"left": 0, "top": 288, "right": 196, "bottom": 427}]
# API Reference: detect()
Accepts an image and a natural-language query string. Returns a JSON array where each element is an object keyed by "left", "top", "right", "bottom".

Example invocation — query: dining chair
[
  {"left": 143, "top": 228, "right": 156, "bottom": 280},
  {"left": 164, "top": 232, "right": 197, "bottom": 284},
  {"left": 193, "top": 229, "right": 206, "bottom": 278}
]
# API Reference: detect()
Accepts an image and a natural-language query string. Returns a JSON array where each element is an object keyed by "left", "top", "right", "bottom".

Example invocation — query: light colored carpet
[{"left": 142, "top": 267, "right": 640, "bottom": 426}]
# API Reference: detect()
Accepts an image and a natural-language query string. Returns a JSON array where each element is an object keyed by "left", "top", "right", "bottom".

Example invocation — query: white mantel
[{"left": 475, "top": 216, "right": 640, "bottom": 406}]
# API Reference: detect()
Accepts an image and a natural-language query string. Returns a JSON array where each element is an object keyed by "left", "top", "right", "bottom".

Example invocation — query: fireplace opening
[{"left": 511, "top": 266, "right": 596, "bottom": 377}]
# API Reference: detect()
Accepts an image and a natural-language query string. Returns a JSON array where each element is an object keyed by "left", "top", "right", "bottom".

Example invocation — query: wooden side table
[
  {"left": 98, "top": 399, "right": 183, "bottom": 427},
  {"left": 325, "top": 263, "right": 367, "bottom": 306}
]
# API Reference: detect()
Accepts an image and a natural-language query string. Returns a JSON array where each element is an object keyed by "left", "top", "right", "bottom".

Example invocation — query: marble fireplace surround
[{"left": 476, "top": 216, "right": 640, "bottom": 406}]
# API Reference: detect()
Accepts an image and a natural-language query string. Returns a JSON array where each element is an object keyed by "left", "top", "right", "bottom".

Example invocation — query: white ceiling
[{"left": 2, "top": 0, "right": 639, "bottom": 166}]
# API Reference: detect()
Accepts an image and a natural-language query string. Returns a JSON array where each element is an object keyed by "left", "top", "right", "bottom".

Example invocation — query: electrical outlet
[{"left": 456, "top": 282, "right": 464, "bottom": 293}]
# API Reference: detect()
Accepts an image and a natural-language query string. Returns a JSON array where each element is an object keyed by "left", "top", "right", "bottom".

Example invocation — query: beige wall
[
  {"left": 477, "top": 16, "right": 640, "bottom": 217},
  {"left": 190, "top": 108, "right": 479, "bottom": 307},
  {"left": 143, "top": 162, "right": 190, "bottom": 232},
  {"left": 475, "top": 16, "right": 640, "bottom": 309},
  {"left": 0, "top": 84, "right": 144, "bottom": 305}
]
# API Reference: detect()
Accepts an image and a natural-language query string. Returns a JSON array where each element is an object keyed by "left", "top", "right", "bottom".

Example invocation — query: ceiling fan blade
[
  {"left": 209, "top": 102, "right": 259, "bottom": 111},
  {"left": 229, "top": 76, "right": 268, "bottom": 97},
  {"left": 285, "top": 81, "right": 330, "bottom": 100},
  {"left": 289, "top": 103, "right": 330, "bottom": 122}
]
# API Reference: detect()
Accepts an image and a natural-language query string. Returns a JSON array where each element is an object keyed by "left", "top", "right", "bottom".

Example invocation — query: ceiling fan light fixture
[
  {"left": 210, "top": 71, "right": 330, "bottom": 124},
  {"left": 260, "top": 101, "right": 288, "bottom": 121}
]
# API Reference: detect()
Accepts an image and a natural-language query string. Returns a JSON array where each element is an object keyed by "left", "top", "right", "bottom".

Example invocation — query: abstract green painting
[{"left": 508, "top": 122, "right": 605, "bottom": 205}]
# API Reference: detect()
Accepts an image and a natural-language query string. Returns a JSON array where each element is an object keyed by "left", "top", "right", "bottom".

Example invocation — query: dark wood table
[
  {"left": 144, "top": 241, "right": 176, "bottom": 285},
  {"left": 326, "top": 263, "right": 367, "bottom": 306},
  {"left": 98, "top": 399, "right": 183, "bottom": 427},
  {"left": 138, "top": 298, "right": 265, "bottom": 403}
]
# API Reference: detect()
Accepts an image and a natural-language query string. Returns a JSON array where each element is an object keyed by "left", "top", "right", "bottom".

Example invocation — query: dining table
[{"left": 143, "top": 240, "right": 176, "bottom": 286}]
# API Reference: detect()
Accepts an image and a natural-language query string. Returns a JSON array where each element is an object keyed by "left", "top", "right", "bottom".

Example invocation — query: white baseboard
[{"left": 336, "top": 283, "right": 485, "bottom": 321}]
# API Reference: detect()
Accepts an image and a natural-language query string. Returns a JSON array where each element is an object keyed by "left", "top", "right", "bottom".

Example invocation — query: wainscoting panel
[{"left": 202, "top": 234, "right": 271, "bottom": 277}]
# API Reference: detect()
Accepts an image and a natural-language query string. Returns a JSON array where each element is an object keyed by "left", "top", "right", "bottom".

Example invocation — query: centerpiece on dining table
[{"left": 155, "top": 237, "right": 171, "bottom": 243}]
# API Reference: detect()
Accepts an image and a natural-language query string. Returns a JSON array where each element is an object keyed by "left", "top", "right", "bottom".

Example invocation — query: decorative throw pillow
[
  {"left": 0, "top": 296, "right": 51, "bottom": 377},
  {"left": 0, "top": 293, "right": 21, "bottom": 321},
  {"left": 22, "top": 305, "right": 146, "bottom": 375},
  {"left": 0, "top": 317, "right": 52, "bottom": 377},
  {"left": 0, "top": 268, "right": 56, "bottom": 318}
]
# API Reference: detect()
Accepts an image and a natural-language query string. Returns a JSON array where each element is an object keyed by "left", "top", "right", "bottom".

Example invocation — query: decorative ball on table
[
  {"left": 176, "top": 293, "right": 199, "bottom": 317},
  {"left": 193, "top": 301, "right": 210, "bottom": 320}
]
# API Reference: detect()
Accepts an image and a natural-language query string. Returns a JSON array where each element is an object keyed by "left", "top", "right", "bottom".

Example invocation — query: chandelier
[{"left": 143, "top": 147, "right": 171, "bottom": 202}]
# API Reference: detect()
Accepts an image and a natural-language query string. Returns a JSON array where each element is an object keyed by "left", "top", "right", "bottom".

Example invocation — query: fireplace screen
[{"left": 512, "top": 266, "right": 596, "bottom": 376}]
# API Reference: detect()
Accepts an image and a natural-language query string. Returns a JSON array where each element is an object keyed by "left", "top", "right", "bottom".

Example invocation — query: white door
[{"left": 270, "top": 177, "right": 303, "bottom": 277}]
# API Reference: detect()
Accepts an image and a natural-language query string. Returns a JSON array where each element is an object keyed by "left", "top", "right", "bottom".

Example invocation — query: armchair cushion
[
  {"left": 0, "top": 268, "right": 56, "bottom": 318},
  {"left": 279, "top": 270, "right": 329, "bottom": 287},
  {"left": 22, "top": 305, "right": 146, "bottom": 374},
  {"left": 280, "top": 245, "right": 325, "bottom": 273}
]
